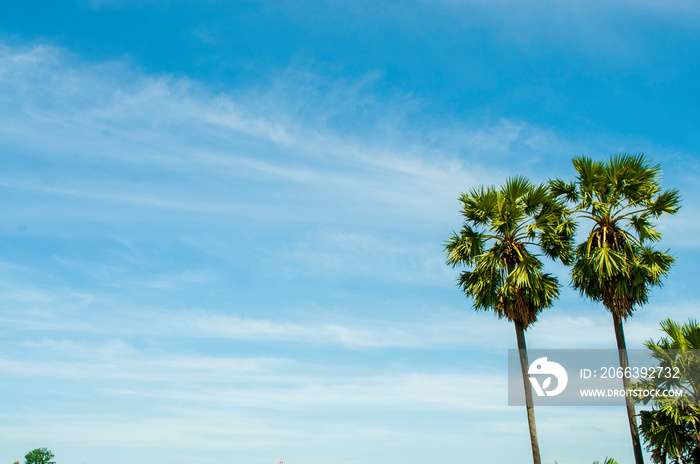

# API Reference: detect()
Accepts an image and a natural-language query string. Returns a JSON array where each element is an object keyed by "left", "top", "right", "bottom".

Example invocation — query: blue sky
[{"left": 0, "top": 1, "right": 699, "bottom": 463}]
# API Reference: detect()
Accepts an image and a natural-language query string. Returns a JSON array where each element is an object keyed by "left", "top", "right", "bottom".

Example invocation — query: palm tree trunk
[
  {"left": 612, "top": 313, "right": 645, "bottom": 464},
  {"left": 515, "top": 319, "right": 542, "bottom": 464}
]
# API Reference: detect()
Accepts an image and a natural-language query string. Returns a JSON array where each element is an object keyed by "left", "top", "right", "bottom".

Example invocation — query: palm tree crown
[
  {"left": 446, "top": 176, "right": 575, "bottom": 327},
  {"left": 550, "top": 153, "right": 681, "bottom": 320}
]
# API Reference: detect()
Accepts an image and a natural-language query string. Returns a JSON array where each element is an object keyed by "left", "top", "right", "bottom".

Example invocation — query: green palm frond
[
  {"left": 548, "top": 178, "right": 578, "bottom": 202},
  {"left": 649, "top": 188, "right": 682, "bottom": 217},
  {"left": 572, "top": 155, "right": 601, "bottom": 188},
  {"left": 523, "top": 183, "right": 550, "bottom": 215},
  {"left": 636, "top": 246, "right": 674, "bottom": 283},
  {"left": 591, "top": 244, "right": 627, "bottom": 277},
  {"left": 504, "top": 176, "right": 533, "bottom": 203},
  {"left": 460, "top": 186, "right": 497, "bottom": 226},
  {"left": 444, "top": 226, "right": 484, "bottom": 267},
  {"left": 629, "top": 214, "right": 662, "bottom": 243}
]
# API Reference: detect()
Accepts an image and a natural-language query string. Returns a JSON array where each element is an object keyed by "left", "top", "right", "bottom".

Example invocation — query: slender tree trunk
[
  {"left": 515, "top": 319, "right": 542, "bottom": 464},
  {"left": 613, "top": 313, "right": 645, "bottom": 464}
]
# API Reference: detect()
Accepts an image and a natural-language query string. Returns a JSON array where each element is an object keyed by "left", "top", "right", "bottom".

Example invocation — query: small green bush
[{"left": 25, "top": 448, "right": 55, "bottom": 464}]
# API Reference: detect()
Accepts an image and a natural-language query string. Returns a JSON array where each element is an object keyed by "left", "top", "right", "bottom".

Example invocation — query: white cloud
[
  {"left": 0, "top": 42, "right": 584, "bottom": 236},
  {"left": 0, "top": 280, "right": 508, "bottom": 349},
  {"left": 0, "top": 336, "right": 509, "bottom": 441}
]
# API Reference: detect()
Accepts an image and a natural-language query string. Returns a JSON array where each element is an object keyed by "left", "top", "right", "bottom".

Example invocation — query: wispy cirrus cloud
[
  {"left": 2, "top": 337, "right": 506, "bottom": 412},
  {"left": 0, "top": 43, "right": 582, "bottom": 234},
  {"left": 0, "top": 281, "right": 503, "bottom": 349},
  {"left": 0, "top": 334, "right": 510, "bottom": 462}
]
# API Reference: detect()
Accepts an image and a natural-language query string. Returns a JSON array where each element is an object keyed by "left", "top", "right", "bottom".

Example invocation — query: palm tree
[
  {"left": 445, "top": 176, "right": 575, "bottom": 464},
  {"left": 634, "top": 319, "right": 700, "bottom": 464},
  {"left": 550, "top": 153, "right": 681, "bottom": 464}
]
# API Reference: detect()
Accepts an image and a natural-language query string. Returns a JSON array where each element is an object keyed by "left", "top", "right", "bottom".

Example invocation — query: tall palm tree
[
  {"left": 635, "top": 319, "right": 700, "bottom": 464},
  {"left": 445, "top": 176, "right": 575, "bottom": 464},
  {"left": 550, "top": 154, "right": 681, "bottom": 464}
]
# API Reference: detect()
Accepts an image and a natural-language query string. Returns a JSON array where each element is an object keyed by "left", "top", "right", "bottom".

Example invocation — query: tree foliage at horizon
[
  {"left": 634, "top": 319, "right": 700, "bottom": 464},
  {"left": 25, "top": 448, "right": 55, "bottom": 464}
]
